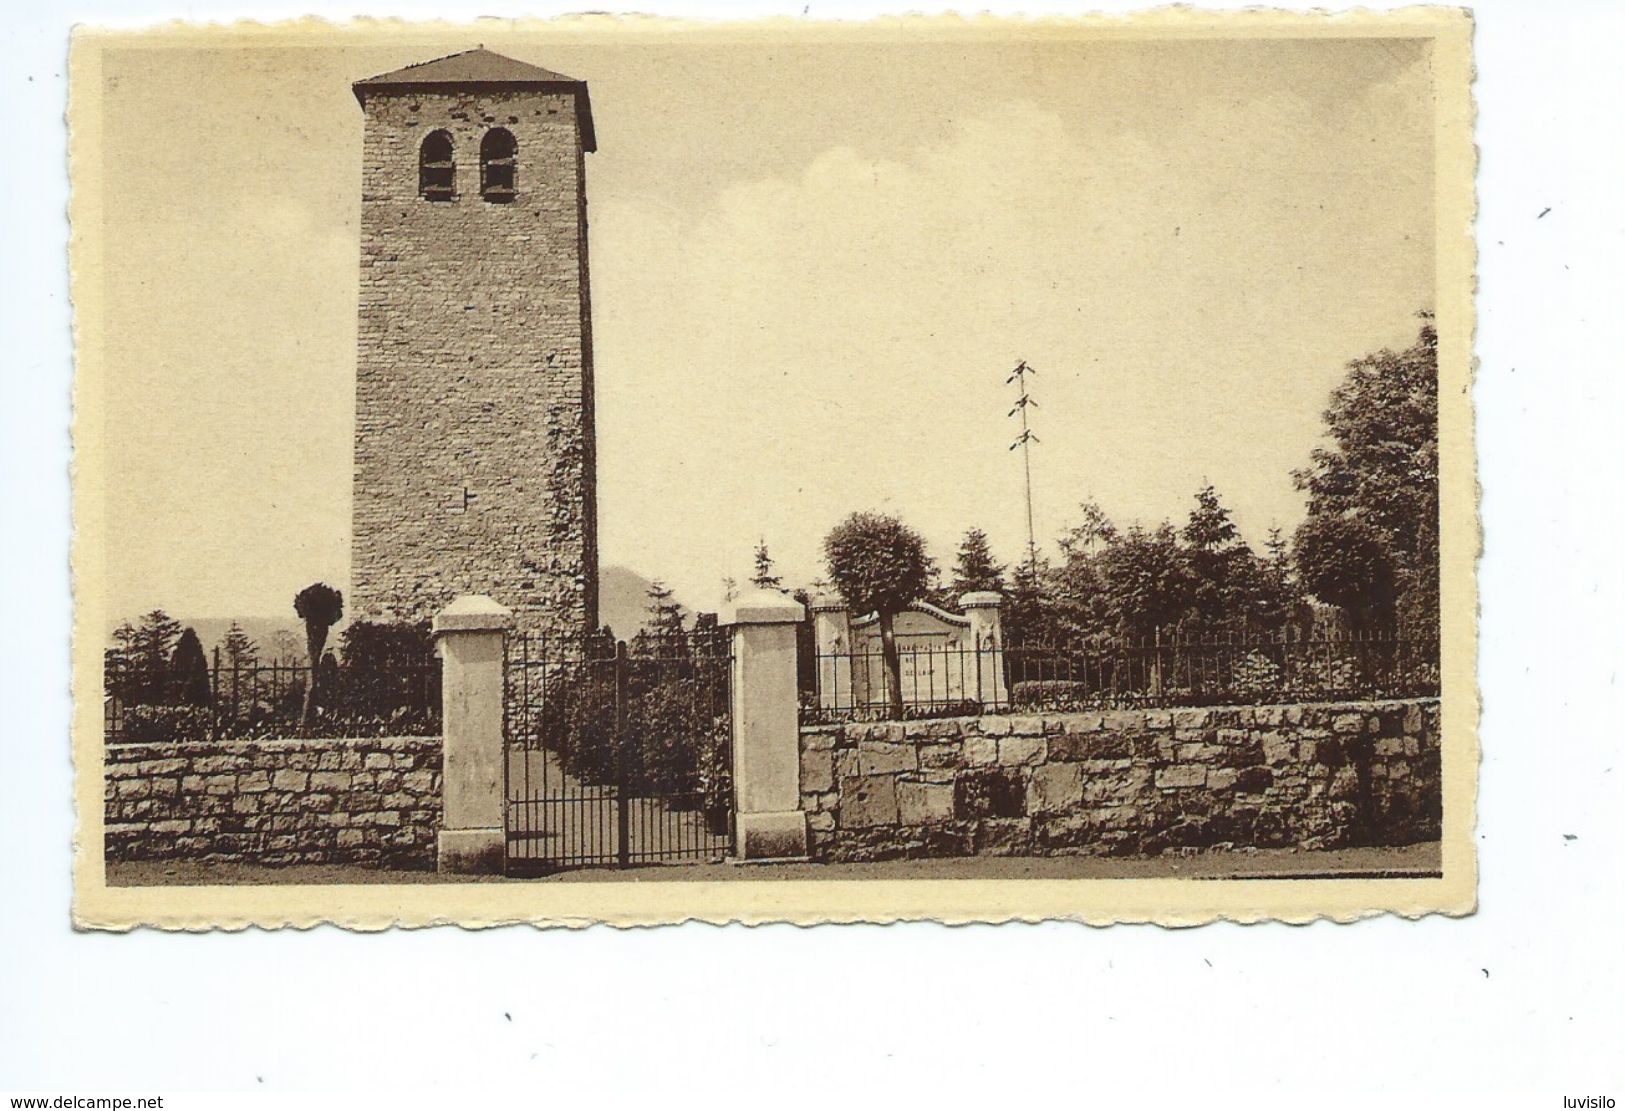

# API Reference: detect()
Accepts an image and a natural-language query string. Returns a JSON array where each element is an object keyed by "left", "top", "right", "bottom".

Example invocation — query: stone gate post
[
  {"left": 959, "top": 591, "right": 1009, "bottom": 707},
  {"left": 721, "top": 587, "right": 809, "bottom": 861},
  {"left": 809, "top": 594, "right": 852, "bottom": 712},
  {"left": 432, "top": 595, "right": 512, "bottom": 874}
]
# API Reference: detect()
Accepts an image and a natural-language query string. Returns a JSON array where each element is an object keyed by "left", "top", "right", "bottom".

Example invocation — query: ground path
[{"left": 109, "top": 841, "right": 1440, "bottom": 886}]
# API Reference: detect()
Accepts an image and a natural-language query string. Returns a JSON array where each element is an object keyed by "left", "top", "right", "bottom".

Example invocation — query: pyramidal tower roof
[{"left": 353, "top": 47, "right": 596, "bottom": 151}]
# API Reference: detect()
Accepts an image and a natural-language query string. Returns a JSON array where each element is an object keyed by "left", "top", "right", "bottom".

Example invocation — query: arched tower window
[
  {"left": 481, "top": 128, "right": 517, "bottom": 203},
  {"left": 419, "top": 131, "right": 455, "bottom": 201}
]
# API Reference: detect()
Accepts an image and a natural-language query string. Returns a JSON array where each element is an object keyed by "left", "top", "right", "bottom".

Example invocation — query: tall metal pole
[{"left": 1007, "top": 360, "right": 1040, "bottom": 576}]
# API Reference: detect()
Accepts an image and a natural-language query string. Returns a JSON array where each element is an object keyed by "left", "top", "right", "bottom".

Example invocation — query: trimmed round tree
[
  {"left": 824, "top": 512, "right": 931, "bottom": 720},
  {"left": 293, "top": 582, "right": 344, "bottom": 734},
  {"left": 1292, "top": 514, "right": 1398, "bottom": 631}
]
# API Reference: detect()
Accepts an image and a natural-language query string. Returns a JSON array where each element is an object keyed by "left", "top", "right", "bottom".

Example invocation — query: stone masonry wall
[
  {"left": 353, "top": 87, "right": 597, "bottom": 636},
  {"left": 105, "top": 737, "right": 443, "bottom": 869},
  {"left": 799, "top": 701, "right": 1440, "bottom": 862}
]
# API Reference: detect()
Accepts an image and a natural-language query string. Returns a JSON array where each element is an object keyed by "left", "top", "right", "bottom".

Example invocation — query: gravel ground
[{"left": 108, "top": 841, "right": 1441, "bottom": 886}]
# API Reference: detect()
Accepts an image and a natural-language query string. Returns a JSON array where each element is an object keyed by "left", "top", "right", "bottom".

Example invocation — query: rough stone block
[
  {"left": 1104, "top": 710, "right": 1149, "bottom": 733},
  {"left": 964, "top": 736, "right": 999, "bottom": 766},
  {"left": 954, "top": 768, "right": 1027, "bottom": 820},
  {"left": 1262, "top": 735, "right": 1296, "bottom": 765},
  {"left": 116, "top": 779, "right": 151, "bottom": 800},
  {"left": 801, "top": 749, "right": 835, "bottom": 794},
  {"left": 238, "top": 771, "right": 272, "bottom": 793},
  {"left": 1027, "top": 763, "right": 1084, "bottom": 816},
  {"left": 1051, "top": 730, "right": 1151, "bottom": 761},
  {"left": 998, "top": 736, "right": 1044, "bottom": 766},
  {"left": 974, "top": 817, "right": 1033, "bottom": 856},
  {"left": 272, "top": 770, "right": 309, "bottom": 792},
  {"left": 858, "top": 741, "right": 916, "bottom": 776},
  {"left": 897, "top": 780, "right": 955, "bottom": 825},
  {"left": 1156, "top": 764, "right": 1207, "bottom": 789},
  {"left": 918, "top": 741, "right": 964, "bottom": 771},
  {"left": 309, "top": 771, "right": 350, "bottom": 792},
  {"left": 839, "top": 774, "right": 899, "bottom": 829},
  {"left": 1332, "top": 713, "right": 1365, "bottom": 735}
]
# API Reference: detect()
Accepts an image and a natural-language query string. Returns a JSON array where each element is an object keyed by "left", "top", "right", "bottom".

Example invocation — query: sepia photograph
[
  {"left": 14, "top": 0, "right": 1625, "bottom": 1104},
  {"left": 68, "top": 11, "right": 1477, "bottom": 928}
]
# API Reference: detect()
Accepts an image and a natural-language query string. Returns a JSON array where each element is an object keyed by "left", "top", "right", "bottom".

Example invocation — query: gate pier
[
  {"left": 722, "top": 588, "right": 809, "bottom": 861},
  {"left": 434, "top": 595, "right": 512, "bottom": 874}
]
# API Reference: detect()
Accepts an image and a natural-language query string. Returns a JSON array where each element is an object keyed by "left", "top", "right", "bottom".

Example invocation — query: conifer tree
[
  {"left": 750, "top": 540, "right": 783, "bottom": 590},
  {"left": 642, "top": 580, "right": 686, "bottom": 640},
  {"left": 949, "top": 528, "right": 1007, "bottom": 597},
  {"left": 169, "top": 627, "right": 212, "bottom": 706},
  {"left": 221, "top": 621, "right": 259, "bottom": 671}
]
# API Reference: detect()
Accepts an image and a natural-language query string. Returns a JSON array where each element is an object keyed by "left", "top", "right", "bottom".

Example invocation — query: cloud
[{"left": 589, "top": 91, "right": 1431, "bottom": 605}]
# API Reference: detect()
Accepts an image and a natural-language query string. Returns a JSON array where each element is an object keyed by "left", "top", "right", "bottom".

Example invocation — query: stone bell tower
[{"left": 350, "top": 47, "right": 598, "bottom": 636}]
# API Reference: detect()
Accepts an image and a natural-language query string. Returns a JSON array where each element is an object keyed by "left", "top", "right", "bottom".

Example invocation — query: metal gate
[{"left": 503, "top": 629, "right": 734, "bottom": 874}]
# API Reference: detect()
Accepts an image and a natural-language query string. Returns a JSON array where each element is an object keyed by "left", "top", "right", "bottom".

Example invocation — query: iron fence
[
  {"left": 503, "top": 630, "right": 734, "bottom": 871},
  {"left": 103, "top": 652, "right": 441, "bottom": 743},
  {"left": 803, "top": 628, "right": 1441, "bottom": 724}
]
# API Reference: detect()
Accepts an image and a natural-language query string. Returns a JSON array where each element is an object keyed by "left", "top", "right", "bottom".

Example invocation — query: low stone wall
[
  {"left": 104, "top": 736, "right": 443, "bottom": 869},
  {"left": 799, "top": 701, "right": 1440, "bottom": 862}
]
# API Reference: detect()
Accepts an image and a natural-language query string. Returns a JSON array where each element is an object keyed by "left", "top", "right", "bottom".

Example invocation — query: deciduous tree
[
  {"left": 1293, "top": 316, "right": 1438, "bottom": 610},
  {"left": 1292, "top": 514, "right": 1397, "bottom": 631},
  {"left": 824, "top": 512, "right": 931, "bottom": 720}
]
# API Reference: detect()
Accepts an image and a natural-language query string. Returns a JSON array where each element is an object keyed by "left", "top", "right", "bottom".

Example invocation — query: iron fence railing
[
  {"left": 802, "top": 629, "right": 1441, "bottom": 724},
  {"left": 103, "top": 653, "right": 441, "bottom": 743}
]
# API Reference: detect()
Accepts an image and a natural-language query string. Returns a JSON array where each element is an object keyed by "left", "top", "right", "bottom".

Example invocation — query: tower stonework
[{"left": 351, "top": 49, "right": 598, "bottom": 636}]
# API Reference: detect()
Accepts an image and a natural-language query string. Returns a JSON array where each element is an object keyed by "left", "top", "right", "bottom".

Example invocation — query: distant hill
[
  {"left": 599, "top": 564, "right": 692, "bottom": 640},
  {"left": 105, "top": 565, "right": 687, "bottom": 658},
  {"left": 171, "top": 617, "right": 309, "bottom": 663}
]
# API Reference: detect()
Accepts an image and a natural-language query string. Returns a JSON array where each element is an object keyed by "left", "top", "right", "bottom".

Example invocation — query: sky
[{"left": 92, "top": 26, "right": 1435, "bottom": 621}]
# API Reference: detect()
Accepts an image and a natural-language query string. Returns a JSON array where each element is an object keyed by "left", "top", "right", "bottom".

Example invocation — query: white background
[{"left": 2, "top": 0, "right": 1621, "bottom": 1103}]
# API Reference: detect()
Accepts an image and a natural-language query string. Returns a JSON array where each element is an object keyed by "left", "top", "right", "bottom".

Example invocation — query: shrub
[
  {"left": 118, "top": 703, "right": 216, "bottom": 743},
  {"left": 1011, "top": 680, "right": 1096, "bottom": 710},
  {"left": 1230, "top": 652, "right": 1284, "bottom": 698}
]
